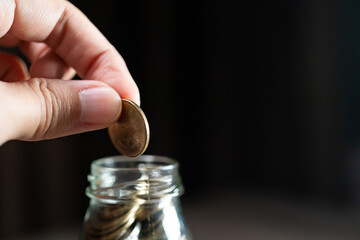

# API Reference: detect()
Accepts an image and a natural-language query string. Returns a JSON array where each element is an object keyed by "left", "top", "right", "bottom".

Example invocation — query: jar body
[
  {"left": 80, "top": 155, "right": 191, "bottom": 240},
  {"left": 82, "top": 197, "right": 190, "bottom": 239}
]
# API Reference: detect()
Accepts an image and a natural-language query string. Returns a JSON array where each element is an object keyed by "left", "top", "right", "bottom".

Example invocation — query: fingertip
[
  {"left": 105, "top": 76, "right": 141, "bottom": 106},
  {"left": 131, "top": 90, "right": 141, "bottom": 106},
  {"left": 80, "top": 87, "right": 121, "bottom": 124},
  {"left": 0, "top": 52, "right": 29, "bottom": 82},
  {"left": 122, "top": 83, "right": 141, "bottom": 106}
]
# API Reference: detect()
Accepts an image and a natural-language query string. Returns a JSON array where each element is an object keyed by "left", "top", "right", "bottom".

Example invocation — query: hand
[{"left": 0, "top": 0, "right": 140, "bottom": 145}]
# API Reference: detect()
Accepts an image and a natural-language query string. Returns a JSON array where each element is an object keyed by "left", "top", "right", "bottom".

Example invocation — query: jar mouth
[
  {"left": 87, "top": 155, "right": 183, "bottom": 204},
  {"left": 93, "top": 155, "right": 178, "bottom": 172}
]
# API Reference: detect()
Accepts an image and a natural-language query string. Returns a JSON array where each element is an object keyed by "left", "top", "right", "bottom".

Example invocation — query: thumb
[{"left": 0, "top": 78, "right": 122, "bottom": 145}]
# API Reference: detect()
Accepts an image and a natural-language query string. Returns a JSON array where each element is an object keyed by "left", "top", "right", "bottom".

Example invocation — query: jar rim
[
  {"left": 87, "top": 155, "right": 183, "bottom": 204},
  {"left": 92, "top": 155, "right": 179, "bottom": 172}
]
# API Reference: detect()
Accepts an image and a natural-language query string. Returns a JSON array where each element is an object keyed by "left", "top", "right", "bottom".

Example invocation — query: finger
[
  {"left": 0, "top": 52, "right": 29, "bottom": 82},
  {"left": 30, "top": 50, "right": 76, "bottom": 80},
  {"left": 0, "top": 0, "right": 140, "bottom": 104},
  {"left": 0, "top": 78, "right": 122, "bottom": 145},
  {"left": 0, "top": 28, "right": 76, "bottom": 81},
  {"left": 17, "top": 41, "right": 76, "bottom": 80},
  {"left": 0, "top": 33, "right": 20, "bottom": 47},
  {"left": 18, "top": 41, "right": 49, "bottom": 63},
  {"left": 0, "top": 38, "right": 76, "bottom": 80}
]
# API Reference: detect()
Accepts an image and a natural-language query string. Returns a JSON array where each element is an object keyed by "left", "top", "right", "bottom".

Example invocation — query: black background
[{"left": 2, "top": 0, "right": 360, "bottom": 238}]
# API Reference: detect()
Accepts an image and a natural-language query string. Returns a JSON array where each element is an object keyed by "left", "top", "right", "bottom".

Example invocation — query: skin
[{"left": 0, "top": 0, "right": 140, "bottom": 145}]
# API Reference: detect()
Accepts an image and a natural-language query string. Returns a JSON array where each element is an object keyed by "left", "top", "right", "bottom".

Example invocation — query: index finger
[{"left": 0, "top": 0, "right": 140, "bottom": 104}]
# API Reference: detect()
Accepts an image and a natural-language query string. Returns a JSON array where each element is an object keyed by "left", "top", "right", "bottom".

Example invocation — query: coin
[{"left": 108, "top": 99, "right": 150, "bottom": 157}]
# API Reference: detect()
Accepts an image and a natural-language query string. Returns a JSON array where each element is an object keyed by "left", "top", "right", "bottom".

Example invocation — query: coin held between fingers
[{"left": 108, "top": 99, "right": 150, "bottom": 157}]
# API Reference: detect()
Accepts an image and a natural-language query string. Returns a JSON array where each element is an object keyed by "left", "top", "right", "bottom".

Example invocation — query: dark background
[{"left": 2, "top": 0, "right": 360, "bottom": 239}]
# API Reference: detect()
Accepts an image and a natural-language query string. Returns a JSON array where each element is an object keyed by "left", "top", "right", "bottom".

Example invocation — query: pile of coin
[
  {"left": 83, "top": 178, "right": 187, "bottom": 239},
  {"left": 83, "top": 200, "right": 176, "bottom": 239}
]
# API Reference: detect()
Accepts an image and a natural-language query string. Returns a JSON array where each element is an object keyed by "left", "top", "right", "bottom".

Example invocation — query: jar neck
[{"left": 86, "top": 155, "right": 184, "bottom": 204}]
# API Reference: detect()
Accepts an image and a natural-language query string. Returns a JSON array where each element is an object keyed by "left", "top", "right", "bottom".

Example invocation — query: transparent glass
[{"left": 80, "top": 155, "right": 191, "bottom": 240}]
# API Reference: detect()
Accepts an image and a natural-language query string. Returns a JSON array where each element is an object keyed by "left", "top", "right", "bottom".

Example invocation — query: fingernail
[{"left": 80, "top": 87, "right": 121, "bottom": 124}]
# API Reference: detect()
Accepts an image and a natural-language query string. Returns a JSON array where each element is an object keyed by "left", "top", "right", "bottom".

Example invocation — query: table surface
[{"left": 5, "top": 192, "right": 360, "bottom": 240}]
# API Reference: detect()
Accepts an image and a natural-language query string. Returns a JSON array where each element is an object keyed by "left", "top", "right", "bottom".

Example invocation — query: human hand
[{"left": 0, "top": 0, "right": 140, "bottom": 145}]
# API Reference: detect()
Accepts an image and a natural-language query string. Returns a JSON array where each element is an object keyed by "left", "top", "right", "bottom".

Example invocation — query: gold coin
[{"left": 108, "top": 99, "right": 150, "bottom": 157}]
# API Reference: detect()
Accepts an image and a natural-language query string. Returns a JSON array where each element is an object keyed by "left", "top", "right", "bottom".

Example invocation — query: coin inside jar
[{"left": 108, "top": 99, "right": 150, "bottom": 157}]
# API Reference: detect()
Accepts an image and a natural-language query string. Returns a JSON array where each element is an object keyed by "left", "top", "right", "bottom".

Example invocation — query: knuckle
[
  {"left": 27, "top": 78, "right": 70, "bottom": 139},
  {"left": 0, "top": 0, "right": 15, "bottom": 37}
]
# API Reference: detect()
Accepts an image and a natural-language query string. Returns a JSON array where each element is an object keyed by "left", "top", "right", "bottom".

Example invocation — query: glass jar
[{"left": 81, "top": 155, "right": 191, "bottom": 240}]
